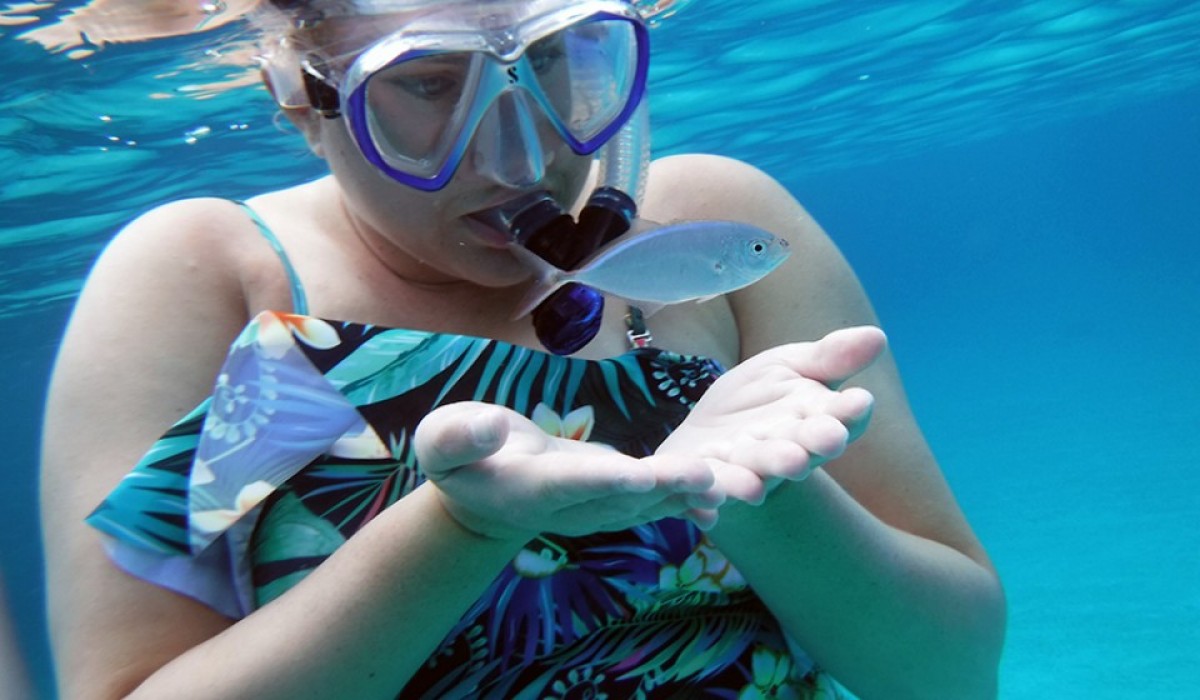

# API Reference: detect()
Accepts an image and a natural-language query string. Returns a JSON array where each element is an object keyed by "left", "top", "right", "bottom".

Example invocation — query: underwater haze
[{"left": 2, "top": 1, "right": 1198, "bottom": 697}]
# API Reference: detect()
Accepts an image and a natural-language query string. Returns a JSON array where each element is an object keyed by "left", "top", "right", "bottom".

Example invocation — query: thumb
[
  {"left": 414, "top": 402, "right": 509, "bottom": 480},
  {"left": 798, "top": 326, "right": 888, "bottom": 388}
]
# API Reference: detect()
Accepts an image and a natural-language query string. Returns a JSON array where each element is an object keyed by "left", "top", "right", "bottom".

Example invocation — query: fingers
[
  {"left": 830, "top": 386, "right": 874, "bottom": 440},
  {"left": 738, "top": 380, "right": 874, "bottom": 451},
  {"left": 645, "top": 454, "right": 718, "bottom": 494},
  {"left": 539, "top": 454, "right": 727, "bottom": 534},
  {"left": 791, "top": 413, "right": 851, "bottom": 460},
  {"left": 686, "top": 508, "right": 720, "bottom": 531},
  {"left": 544, "top": 452, "right": 716, "bottom": 506},
  {"left": 700, "top": 411, "right": 854, "bottom": 506},
  {"left": 738, "top": 408, "right": 857, "bottom": 463},
  {"left": 707, "top": 459, "right": 769, "bottom": 505}
]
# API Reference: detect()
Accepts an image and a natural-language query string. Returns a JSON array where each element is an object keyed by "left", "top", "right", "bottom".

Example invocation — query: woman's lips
[
  {"left": 464, "top": 191, "right": 565, "bottom": 245},
  {"left": 465, "top": 192, "right": 553, "bottom": 249},
  {"left": 463, "top": 214, "right": 513, "bottom": 249}
]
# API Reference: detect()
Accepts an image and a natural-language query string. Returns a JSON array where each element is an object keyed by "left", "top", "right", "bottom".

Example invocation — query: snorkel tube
[{"left": 496, "top": 98, "right": 649, "bottom": 355}]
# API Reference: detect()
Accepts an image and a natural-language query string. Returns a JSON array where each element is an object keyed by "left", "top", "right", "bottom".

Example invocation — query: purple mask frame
[{"left": 341, "top": 12, "right": 651, "bottom": 191}]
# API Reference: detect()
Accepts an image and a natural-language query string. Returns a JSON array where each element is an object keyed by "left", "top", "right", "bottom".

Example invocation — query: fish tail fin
[{"left": 507, "top": 245, "right": 569, "bottom": 320}]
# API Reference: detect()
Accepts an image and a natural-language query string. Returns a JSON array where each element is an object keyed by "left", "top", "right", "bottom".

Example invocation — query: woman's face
[{"left": 303, "top": 13, "right": 595, "bottom": 288}]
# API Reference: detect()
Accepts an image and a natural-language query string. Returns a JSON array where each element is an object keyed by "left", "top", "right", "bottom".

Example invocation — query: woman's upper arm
[
  {"left": 649, "top": 154, "right": 994, "bottom": 570},
  {"left": 40, "top": 199, "right": 257, "bottom": 698}
]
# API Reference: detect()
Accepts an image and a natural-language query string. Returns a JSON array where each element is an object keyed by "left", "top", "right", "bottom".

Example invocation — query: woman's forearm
[
  {"left": 708, "top": 470, "right": 1006, "bottom": 700},
  {"left": 126, "top": 483, "right": 525, "bottom": 700}
]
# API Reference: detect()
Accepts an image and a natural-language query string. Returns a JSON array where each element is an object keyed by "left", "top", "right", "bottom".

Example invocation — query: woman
[{"left": 40, "top": 1, "right": 1005, "bottom": 697}]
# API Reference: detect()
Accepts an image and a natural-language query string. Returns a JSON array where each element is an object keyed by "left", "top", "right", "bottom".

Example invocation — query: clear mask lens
[{"left": 364, "top": 52, "right": 483, "bottom": 180}]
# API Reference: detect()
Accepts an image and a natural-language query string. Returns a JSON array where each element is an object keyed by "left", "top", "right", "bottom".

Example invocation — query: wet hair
[
  {"left": 251, "top": 1, "right": 413, "bottom": 108},
  {"left": 267, "top": 0, "right": 694, "bottom": 24},
  {"left": 264, "top": 1, "right": 413, "bottom": 25},
  {"left": 263, "top": 1, "right": 326, "bottom": 29},
  {"left": 257, "top": 2, "right": 420, "bottom": 36}
]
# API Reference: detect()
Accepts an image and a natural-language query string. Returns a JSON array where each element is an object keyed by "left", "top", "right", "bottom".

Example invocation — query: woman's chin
[{"left": 451, "top": 252, "right": 532, "bottom": 289}]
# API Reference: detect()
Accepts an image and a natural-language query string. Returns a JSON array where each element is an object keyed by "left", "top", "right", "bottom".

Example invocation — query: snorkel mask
[{"left": 264, "top": 0, "right": 660, "bottom": 354}]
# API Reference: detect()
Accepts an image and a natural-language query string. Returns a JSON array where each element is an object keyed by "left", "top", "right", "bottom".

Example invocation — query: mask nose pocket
[{"left": 471, "top": 90, "right": 549, "bottom": 187}]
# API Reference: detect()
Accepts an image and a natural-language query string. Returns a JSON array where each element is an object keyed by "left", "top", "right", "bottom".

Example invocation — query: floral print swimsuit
[{"left": 88, "top": 203, "right": 845, "bottom": 699}]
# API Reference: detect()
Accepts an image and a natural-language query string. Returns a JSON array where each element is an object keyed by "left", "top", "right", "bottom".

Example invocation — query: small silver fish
[{"left": 509, "top": 219, "right": 791, "bottom": 319}]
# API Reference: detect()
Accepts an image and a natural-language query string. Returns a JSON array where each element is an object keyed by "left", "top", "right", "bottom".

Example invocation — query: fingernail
[{"left": 468, "top": 414, "right": 499, "bottom": 446}]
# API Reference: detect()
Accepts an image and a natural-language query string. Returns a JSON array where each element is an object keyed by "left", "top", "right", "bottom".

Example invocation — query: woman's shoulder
[
  {"left": 648, "top": 152, "right": 770, "bottom": 178},
  {"left": 645, "top": 154, "right": 792, "bottom": 211},
  {"left": 644, "top": 154, "right": 827, "bottom": 249},
  {"left": 64, "top": 196, "right": 261, "bottom": 362},
  {"left": 101, "top": 196, "right": 260, "bottom": 277},
  {"left": 108, "top": 178, "right": 332, "bottom": 265},
  {"left": 96, "top": 191, "right": 317, "bottom": 317},
  {"left": 122, "top": 195, "right": 255, "bottom": 235}
]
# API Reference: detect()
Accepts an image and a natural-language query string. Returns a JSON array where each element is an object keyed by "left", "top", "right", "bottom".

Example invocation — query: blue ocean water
[{"left": 2, "top": 1, "right": 1198, "bottom": 697}]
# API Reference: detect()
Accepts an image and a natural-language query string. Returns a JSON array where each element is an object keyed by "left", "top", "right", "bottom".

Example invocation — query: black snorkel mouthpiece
[
  {"left": 491, "top": 188, "right": 638, "bottom": 356},
  {"left": 578, "top": 186, "right": 637, "bottom": 245}
]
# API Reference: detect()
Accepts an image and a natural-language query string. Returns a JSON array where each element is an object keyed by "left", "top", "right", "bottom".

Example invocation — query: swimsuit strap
[{"left": 233, "top": 200, "right": 310, "bottom": 315}]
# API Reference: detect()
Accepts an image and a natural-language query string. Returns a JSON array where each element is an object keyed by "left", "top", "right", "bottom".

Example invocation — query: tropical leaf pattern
[{"left": 87, "top": 311, "right": 850, "bottom": 698}]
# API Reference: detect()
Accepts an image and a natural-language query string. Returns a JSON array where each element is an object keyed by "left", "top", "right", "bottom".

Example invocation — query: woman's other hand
[{"left": 658, "top": 326, "right": 886, "bottom": 505}]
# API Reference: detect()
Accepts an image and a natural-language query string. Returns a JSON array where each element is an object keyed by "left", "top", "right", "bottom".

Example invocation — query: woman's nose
[{"left": 469, "top": 90, "right": 557, "bottom": 188}]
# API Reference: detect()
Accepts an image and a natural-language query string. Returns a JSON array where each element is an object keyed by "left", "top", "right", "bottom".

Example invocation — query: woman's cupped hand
[{"left": 413, "top": 326, "right": 886, "bottom": 539}]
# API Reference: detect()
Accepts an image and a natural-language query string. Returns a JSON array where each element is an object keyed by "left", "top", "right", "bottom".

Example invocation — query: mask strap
[{"left": 301, "top": 55, "right": 341, "bottom": 118}]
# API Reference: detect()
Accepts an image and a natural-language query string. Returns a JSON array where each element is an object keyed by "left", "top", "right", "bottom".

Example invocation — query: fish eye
[{"left": 750, "top": 240, "right": 767, "bottom": 255}]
